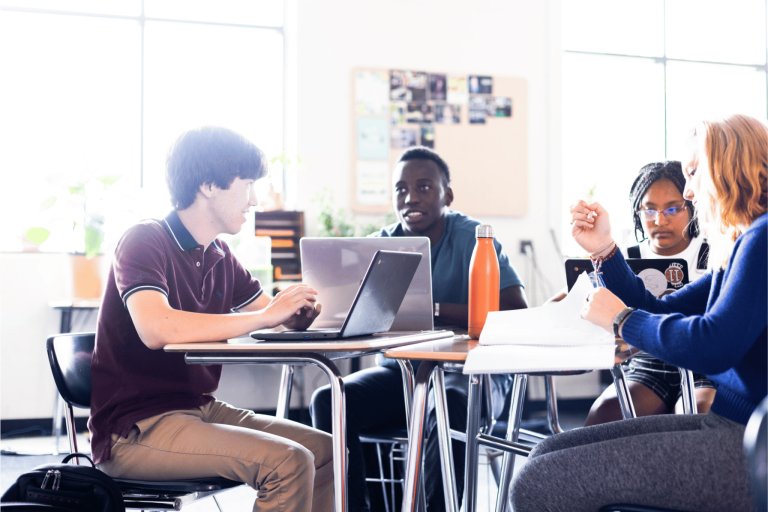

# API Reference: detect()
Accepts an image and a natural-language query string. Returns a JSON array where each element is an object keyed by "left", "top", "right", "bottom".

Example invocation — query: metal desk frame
[
  {"left": 392, "top": 341, "right": 699, "bottom": 512},
  {"left": 173, "top": 330, "right": 454, "bottom": 512}
]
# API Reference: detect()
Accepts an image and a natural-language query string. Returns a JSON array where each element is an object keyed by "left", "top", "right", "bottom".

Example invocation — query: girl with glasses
[{"left": 584, "top": 161, "right": 716, "bottom": 426}]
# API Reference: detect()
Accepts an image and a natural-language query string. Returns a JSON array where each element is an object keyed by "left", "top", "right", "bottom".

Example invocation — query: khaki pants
[{"left": 98, "top": 400, "right": 334, "bottom": 512}]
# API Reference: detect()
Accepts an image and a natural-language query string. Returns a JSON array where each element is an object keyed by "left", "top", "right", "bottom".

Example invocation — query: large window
[
  {"left": 561, "top": 0, "right": 768, "bottom": 254},
  {"left": 0, "top": 1, "right": 285, "bottom": 252}
]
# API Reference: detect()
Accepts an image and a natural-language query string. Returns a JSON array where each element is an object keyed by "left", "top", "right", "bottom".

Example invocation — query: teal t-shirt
[{"left": 374, "top": 210, "right": 523, "bottom": 309}]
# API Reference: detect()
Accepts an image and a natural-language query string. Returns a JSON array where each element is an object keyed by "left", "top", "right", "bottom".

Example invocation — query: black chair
[{"left": 46, "top": 332, "right": 243, "bottom": 511}]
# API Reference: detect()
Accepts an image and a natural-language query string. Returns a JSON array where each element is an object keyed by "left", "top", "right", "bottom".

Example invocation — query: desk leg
[
  {"left": 679, "top": 369, "right": 698, "bottom": 415},
  {"left": 544, "top": 376, "right": 563, "bottom": 435},
  {"left": 276, "top": 365, "right": 295, "bottom": 420},
  {"left": 397, "top": 360, "right": 415, "bottom": 426},
  {"left": 611, "top": 363, "right": 636, "bottom": 419},
  {"left": 462, "top": 374, "right": 483, "bottom": 512},
  {"left": 397, "top": 360, "right": 427, "bottom": 512},
  {"left": 401, "top": 361, "right": 437, "bottom": 512},
  {"left": 313, "top": 361, "right": 347, "bottom": 512},
  {"left": 433, "top": 367, "right": 459, "bottom": 512},
  {"left": 494, "top": 374, "right": 528, "bottom": 512}
]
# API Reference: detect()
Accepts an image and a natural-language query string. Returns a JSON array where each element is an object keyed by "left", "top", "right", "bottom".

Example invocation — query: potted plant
[
  {"left": 313, "top": 188, "right": 396, "bottom": 237},
  {"left": 25, "top": 174, "right": 121, "bottom": 299}
]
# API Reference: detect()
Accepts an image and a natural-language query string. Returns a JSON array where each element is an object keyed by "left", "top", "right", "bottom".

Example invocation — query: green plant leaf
[
  {"left": 69, "top": 185, "right": 85, "bottom": 196},
  {"left": 97, "top": 175, "right": 122, "bottom": 186},
  {"left": 84, "top": 226, "right": 103, "bottom": 257},
  {"left": 25, "top": 227, "right": 51, "bottom": 244},
  {"left": 39, "top": 196, "right": 57, "bottom": 211}
]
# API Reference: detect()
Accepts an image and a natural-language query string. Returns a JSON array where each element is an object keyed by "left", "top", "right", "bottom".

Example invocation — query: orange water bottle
[{"left": 468, "top": 225, "right": 500, "bottom": 339}]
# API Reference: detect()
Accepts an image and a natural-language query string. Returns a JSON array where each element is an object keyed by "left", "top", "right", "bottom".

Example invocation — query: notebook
[
  {"left": 250, "top": 250, "right": 422, "bottom": 341},
  {"left": 463, "top": 272, "right": 616, "bottom": 374}
]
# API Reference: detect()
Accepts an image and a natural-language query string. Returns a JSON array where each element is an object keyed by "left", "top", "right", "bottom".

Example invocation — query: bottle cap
[{"left": 476, "top": 225, "right": 494, "bottom": 238}]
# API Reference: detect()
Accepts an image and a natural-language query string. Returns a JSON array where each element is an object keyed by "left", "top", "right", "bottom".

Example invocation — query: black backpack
[{"left": 1, "top": 454, "right": 125, "bottom": 512}]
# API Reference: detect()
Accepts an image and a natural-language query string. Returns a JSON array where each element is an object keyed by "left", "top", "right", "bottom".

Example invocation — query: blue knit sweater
[{"left": 602, "top": 214, "right": 768, "bottom": 425}]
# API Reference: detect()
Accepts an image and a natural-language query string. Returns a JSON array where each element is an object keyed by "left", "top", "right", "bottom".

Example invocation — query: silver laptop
[
  {"left": 300, "top": 237, "right": 434, "bottom": 331},
  {"left": 252, "top": 250, "right": 421, "bottom": 340}
]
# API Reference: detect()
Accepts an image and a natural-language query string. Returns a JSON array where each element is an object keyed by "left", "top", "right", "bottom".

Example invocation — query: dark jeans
[{"left": 309, "top": 362, "right": 511, "bottom": 512}]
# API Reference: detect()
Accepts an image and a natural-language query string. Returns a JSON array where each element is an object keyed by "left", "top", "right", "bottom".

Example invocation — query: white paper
[
  {"left": 355, "top": 70, "right": 390, "bottom": 116},
  {"left": 356, "top": 161, "right": 390, "bottom": 205},
  {"left": 463, "top": 344, "right": 616, "bottom": 375},
  {"left": 479, "top": 272, "right": 614, "bottom": 347}
]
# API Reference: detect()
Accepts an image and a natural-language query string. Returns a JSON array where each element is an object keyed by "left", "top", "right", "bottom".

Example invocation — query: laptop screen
[{"left": 301, "top": 237, "right": 433, "bottom": 331}]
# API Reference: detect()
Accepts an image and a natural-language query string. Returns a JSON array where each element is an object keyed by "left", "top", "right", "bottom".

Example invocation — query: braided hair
[{"left": 629, "top": 161, "right": 699, "bottom": 243}]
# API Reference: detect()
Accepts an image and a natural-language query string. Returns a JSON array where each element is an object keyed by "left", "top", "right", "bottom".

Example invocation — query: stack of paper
[{"left": 463, "top": 272, "right": 616, "bottom": 374}]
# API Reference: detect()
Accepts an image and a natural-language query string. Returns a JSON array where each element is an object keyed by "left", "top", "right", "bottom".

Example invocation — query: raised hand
[{"left": 569, "top": 200, "right": 613, "bottom": 254}]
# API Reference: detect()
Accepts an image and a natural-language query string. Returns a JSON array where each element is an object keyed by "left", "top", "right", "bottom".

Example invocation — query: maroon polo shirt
[{"left": 88, "top": 211, "right": 262, "bottom": 464}]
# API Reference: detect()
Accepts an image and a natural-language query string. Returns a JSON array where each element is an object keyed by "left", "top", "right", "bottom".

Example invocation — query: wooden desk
[
  {"left": 385, "top": 337, "right": 641, "bottom": 512},
  {"left": 164, "top": 330, "right": 454, "bottom": 512}
]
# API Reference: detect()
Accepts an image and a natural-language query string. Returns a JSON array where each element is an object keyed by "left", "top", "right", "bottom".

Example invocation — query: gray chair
[{"left": 46, "top": 332, "right": 244, "bottom": 511}]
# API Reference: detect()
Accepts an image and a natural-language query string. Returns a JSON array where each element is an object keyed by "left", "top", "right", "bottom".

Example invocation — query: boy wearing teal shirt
[{"left": 311, "top": 147, "right": 527, "bottom": 512}]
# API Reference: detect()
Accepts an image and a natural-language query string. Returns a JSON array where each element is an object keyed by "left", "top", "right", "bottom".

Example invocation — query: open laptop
[
  {"left": 251, "top": 250, "right": 422, "bottom": 341},
  {"left": 300, "top": 237, "right": 433, "bottom": 331},
  {"left": 565, "top": 258, "right": 689, "bottom": 297}
]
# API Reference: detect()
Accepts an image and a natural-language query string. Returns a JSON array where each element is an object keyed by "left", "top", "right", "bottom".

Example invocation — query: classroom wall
[
  {"left": 294, "top": 0, "right": 599, "bottom": 398},
  {"left": 0, "top": 0, "right": 601, "bottom": 423}
]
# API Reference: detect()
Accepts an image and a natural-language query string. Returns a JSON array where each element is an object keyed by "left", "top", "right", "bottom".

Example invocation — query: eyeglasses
[{"left": 637, "top": 204, "right": 687, "bottom": 221}]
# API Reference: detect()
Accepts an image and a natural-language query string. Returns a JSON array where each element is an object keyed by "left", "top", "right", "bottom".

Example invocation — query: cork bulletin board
[{"left": 351, "top": 68, "right": 528, "bottom": 217}]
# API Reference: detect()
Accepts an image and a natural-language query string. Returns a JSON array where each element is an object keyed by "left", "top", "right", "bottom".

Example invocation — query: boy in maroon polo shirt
[{"left": 89, "top": 126, "right": 332, "bottom": 512}]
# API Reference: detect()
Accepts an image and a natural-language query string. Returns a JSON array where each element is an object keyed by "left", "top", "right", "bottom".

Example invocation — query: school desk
[
  {"left": 384, "top": 336, "right": 643, "bottom": 512},
  {"left": 164, "top": 329, "right": 454, "bottom": 512}
]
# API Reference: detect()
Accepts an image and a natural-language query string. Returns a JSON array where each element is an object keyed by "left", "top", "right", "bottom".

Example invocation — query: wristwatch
[
  {"left": 434, "top": 302, "right": 440, "bottom": 317},
  {"left": 612, "top": 307, "right": 636, "bottom": 338}
]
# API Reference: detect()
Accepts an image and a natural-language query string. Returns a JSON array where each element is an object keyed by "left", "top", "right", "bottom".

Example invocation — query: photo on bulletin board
[
  {"left": 487, "top": 97, "right": 512, "bottom": 118},
  {"left": 355, "top": 70, "right": 390, "bottom": 116},
  {"left": 468, "top": 75, "right": 493, "bottom": 95},
  {"left": 390, "top": 70, "right": 428, "bottom": 103},
  {"left": 434, "top": 103, "right": 461, "bottom": 124},
  {"left": 421, "top": 125, "right": 435, "bottom": 148},
  {"left": 356, "top": 160, "right": 390, "bottom": 205},
  {"left": 356, "top": 117, "right": 390, "bottom": 159},
  {"left": 447, "top": 76, "right": 468, "bottom": 105},
  {"left": 429, "top": 74, "right": 447, "bottom": 101},
  {"left": 352, "top": 67, "right": 529, "bottom": 217},
  {"left": 406, "top": 103, "right": 434, "bottom": 123},
  {"left": 390, "top": 101, "right": 406, "bottom": 125},
  {"left": 469, "top": 96, "right": 487, "bottom": 124},
  {"left": 391, "top": 127, "right": 417, "bottom": 149}
]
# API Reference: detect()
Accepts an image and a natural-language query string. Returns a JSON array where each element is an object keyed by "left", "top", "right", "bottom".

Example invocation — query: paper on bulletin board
[
  {"left": 447, "top": 76, "right": 468, "bottom": 105},
  {"left": 356, "top": 160, "right": 390, "bottom": 205},
  {"left": 356, "top": 118, "right": 389, "bottom": 159},
  {"left": 355, "top": 70, "right": 390, "bottom": 116}
]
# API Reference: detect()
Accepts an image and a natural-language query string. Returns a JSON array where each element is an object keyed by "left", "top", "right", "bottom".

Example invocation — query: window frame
[{"left": 0, "top": 1, "right": 288, "bottom": 191}]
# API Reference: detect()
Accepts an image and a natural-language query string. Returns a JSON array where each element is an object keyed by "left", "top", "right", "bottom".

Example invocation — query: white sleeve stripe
[
  {"left": 232, "top": 288, "right": 263, "bottom": 311},
  {"left": 122, "top": 285, "right": 168, "bottom": 309}
]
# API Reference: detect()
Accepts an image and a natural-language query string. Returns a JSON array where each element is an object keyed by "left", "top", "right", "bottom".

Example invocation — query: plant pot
[{"left": 70, "top": 254, "right": 103, "bottom": 299}]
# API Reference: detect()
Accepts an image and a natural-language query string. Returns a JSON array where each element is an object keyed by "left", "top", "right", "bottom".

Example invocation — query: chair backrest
[
  {"left": 46, "top": 333, "right": 95, "bottom": 409},
  {"left": 745, "top": 396, "right": 767, "bottom": 512}
]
